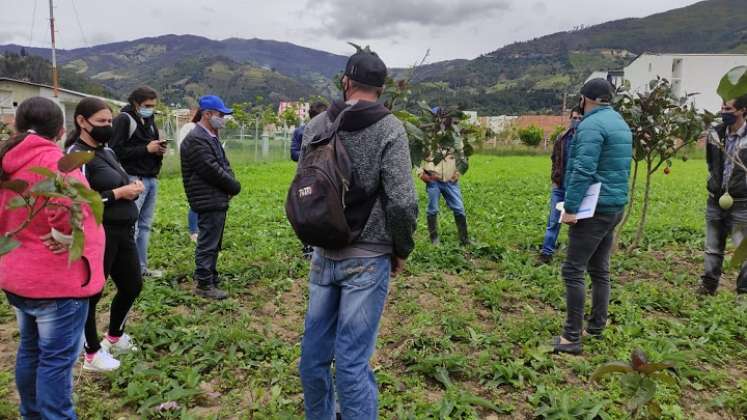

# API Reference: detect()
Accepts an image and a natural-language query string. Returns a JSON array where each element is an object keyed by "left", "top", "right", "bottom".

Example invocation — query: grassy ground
[{"left": 1, "top": 155, "right": 746, "bottom": 419}]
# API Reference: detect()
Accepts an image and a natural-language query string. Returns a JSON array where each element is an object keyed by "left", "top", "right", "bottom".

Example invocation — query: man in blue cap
[{"left": 180, "top": 95, "right": 242, "bottom": 299}]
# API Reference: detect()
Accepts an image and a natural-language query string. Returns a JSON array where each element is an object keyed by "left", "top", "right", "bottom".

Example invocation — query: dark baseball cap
[
  {"left": 581, "top": 78, "right": 614, "bottom": 103},
  {"left": 344, "top": 49, "right": 388, "bottom": 88}
]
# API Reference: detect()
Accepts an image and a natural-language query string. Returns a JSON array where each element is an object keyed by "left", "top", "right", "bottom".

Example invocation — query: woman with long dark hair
[
  {"left": 65, "top": 97, "right": 145, "bottom": 372},
  {"left": 0, "top": 96, "right": 106, "bottom": 418}
]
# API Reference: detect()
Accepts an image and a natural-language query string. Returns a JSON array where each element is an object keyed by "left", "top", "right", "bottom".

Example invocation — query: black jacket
[
  {"left": 706, "top": 124, "right": 747, "bottom": 200},
  {"left": 68, "top": 139, "right": 139, "bottom": 226},
  {"left": 110, "top": 104, "right": 162, "bottom": 177},
  {"left": 180, "top": 124, "right": 241, "bottom": 213},
  {"left": 550, "top": 128, "right": 574, "bottom": 186}
]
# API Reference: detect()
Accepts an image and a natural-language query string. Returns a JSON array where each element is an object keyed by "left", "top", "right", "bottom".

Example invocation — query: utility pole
[{"left": 48, "top": 0, "right": 59, "bottom": 97}]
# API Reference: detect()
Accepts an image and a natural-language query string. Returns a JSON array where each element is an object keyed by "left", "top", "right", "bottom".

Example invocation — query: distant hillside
[
  {"left": 0, "top": 35, "right": 346, "bottom": 106},
  {"left": 1, "top": 0, "right": 745, "bottom": 112},
  {"left": 407, "top": 0, "right": 747, "bottom": 115},
  {"left": 0, "top": 53, "right": 113, "bottom": 97}
]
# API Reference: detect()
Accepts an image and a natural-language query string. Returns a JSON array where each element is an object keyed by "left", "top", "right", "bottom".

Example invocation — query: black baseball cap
[
  {"left": 581, "top": 78, "right": 614, "bottom": 103},
  {"left": 344, "top": 49, "right": 388, "bottom": 88}
]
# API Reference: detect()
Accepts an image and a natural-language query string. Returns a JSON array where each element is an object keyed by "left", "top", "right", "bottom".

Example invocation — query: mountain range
[{"left": 1, "top": 0, "right": 746, "bottom": 113}]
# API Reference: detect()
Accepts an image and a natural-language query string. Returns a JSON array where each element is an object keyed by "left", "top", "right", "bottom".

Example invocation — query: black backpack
[{"left": 285, "top": 108, "right": 377, "bottom": 249}]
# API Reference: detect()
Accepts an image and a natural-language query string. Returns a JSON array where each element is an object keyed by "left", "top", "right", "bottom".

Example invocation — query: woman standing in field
[
  {"left": 0, "top": 96, "right": 106, "bottom": 418},
  {"left": 65, "top": 97, "right": 145, "bottom": 372}
]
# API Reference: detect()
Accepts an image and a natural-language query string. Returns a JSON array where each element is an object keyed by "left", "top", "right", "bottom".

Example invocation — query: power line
[
  {"left": 28, "top": 0, "right": 38, "bottom": 47},
  {"left": 69, "top": 0, "right": 89, "bottom": 47}
]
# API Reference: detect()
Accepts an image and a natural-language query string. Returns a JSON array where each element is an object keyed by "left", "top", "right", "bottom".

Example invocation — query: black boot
[
  {"left": 427, "top": 214, "right": 440, "bottom": 245},
  {"left": 454, "top": 214, "right": 471, "bottom": 246}
]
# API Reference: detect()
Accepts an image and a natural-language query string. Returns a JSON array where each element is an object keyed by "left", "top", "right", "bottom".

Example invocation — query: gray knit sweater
[{"left": 300, "top": 107, "right": 418, "bottom": 259}]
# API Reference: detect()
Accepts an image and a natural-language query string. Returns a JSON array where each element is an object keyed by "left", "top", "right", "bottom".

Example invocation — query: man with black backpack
[{"left": 289, "top": 47, "right": 418, "bottom": 419}]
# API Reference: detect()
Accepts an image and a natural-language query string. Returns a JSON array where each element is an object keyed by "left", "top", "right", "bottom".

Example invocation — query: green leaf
[
  {"left": 717, "top": 66, "right": 747, "bottom": 102},
  {"left": 0, "top": 235, "right": 21, "bottom": 256},
  {"left": 70, "top": 182, "right": 104, "bottom": 225},
  {"left": 28, "top": 167, "right": 57, "bottom": 178},
  {"left": 30, "top": 178, "right": 57, "bottom": 194},
  {"left": 6, "top": 196, "right": 27, "bottom": 209},
  {"left": 591, "top": 361, "right": 634, "bottom": 382},
  {"left": 0, "top": 179, "right": 29, "bottom": 194},
  {"left": 57, "top": 151, "right": 94, "bottom": 173},
  {"left": 732, "top": 236, "right": 747, "bottom": 269},
  {"left": 68, "top": 229, "right": 84, "bottom": 264},
  {"left": 637, "top": 361, "right": 675, "bottom": 375},
  {"left": 630, "top": 378, "right": 657, "bottom": 411}
]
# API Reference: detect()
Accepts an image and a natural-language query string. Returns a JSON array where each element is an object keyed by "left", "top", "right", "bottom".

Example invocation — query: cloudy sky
[{"left": 1, "top": 0, "right": 703, "bottom": 66}]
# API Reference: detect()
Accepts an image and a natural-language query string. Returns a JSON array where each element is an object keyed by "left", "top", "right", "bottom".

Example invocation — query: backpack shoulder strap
[{"left": 126, "top": 113, "right": 137, "bottom": 139}]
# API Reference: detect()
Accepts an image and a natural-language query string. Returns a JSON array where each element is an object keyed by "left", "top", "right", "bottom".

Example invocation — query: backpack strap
[{"left": 126, "top": 113, "right": 137, "bottom": 139}]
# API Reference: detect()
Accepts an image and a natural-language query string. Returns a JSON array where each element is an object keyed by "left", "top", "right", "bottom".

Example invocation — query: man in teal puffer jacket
[{"left": 553, "top": 78, "right": 632, "bottom": 355}]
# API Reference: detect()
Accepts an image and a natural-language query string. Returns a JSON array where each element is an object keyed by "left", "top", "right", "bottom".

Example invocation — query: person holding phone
[{"left": 110, "top": 86, "right": 166, "bottom": 278}]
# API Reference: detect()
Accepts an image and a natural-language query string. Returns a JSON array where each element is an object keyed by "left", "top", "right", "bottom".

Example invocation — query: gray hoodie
[{"left": 300, "top": 100, "right": 418, "bottom": 259}]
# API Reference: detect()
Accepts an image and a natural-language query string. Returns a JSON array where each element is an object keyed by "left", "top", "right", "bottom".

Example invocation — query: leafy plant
[
  {"left": 0, "top": 151, "right": 102, "bottom": 262},
  {"left": 613, "top": 78, "right": 714, "bottom": 249},
  {"left": 717, "top": 66, "right": 747, "bottom": 103},
  {"left": 532, "top": 386, "right": 611, "bottom": 420},
  {"left": 591, "top": 349, "right": 677, "bottom": 418},
  {"left": 518, "top": 125, "right": 544, "bottom": 147}
]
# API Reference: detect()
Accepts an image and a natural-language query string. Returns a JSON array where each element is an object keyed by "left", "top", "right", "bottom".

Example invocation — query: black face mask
[
  {"left": 84, "top": 120, "right": 114, "bottom": 144},
  {"left": 579, "top": 98, "right": 586, "bottom": 116}
]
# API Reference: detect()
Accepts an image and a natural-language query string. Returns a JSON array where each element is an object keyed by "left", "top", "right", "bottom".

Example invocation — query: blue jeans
[
  {"left": 187, "top": 209, "right": 198, "bottom": 235},
  {"left": 541, "top": 187, "right": 565, "bottom": 256},
  {"left": 299, "top": 254, "right": 391, "bottom": 420},
  {"left": 131, "top": 176, "right": 158, "bottom": 272},
  {"left": 426, "top": 181, "right": 466, "bottom": 217},
  {"left": 6, "top": 294, "right": 89, "bottom": 420}
]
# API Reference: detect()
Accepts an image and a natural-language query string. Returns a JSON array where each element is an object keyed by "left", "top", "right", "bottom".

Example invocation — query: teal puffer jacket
[{"left": 563, "top": 106, "right": 632, "bottom": 215}]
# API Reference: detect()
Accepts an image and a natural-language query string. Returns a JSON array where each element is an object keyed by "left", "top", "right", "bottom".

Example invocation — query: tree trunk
[
  {"left": 629, "top": 163, "right": 653, "bottom": 250},
  {"left": 613, "top": 159, "right": 640, "bottom": 250}
]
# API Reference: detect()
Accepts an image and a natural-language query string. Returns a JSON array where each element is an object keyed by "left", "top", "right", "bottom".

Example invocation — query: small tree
[
  {"left": 614, "top": 78, "right": 714, "bottom": 249},
  {"left": 1, "top": 152, "right": 103, "bottom": 262},
  {"left": 518, "top": 125, "right": 544, "bottom": 147}
]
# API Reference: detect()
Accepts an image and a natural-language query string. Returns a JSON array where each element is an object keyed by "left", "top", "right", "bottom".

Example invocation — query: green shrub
[{"left": 518, "top": 125, "right": 544, "bottom": 147}]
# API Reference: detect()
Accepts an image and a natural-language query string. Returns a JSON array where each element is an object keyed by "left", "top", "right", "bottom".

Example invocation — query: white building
[
  {"left": 278, "top": 101, "right": 310, "bottom": 122},
  {"left": 623, "top": 53, "right": 747, "bottom": 112}
]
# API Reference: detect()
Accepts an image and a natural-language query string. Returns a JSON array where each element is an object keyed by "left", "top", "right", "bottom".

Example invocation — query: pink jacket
[{"left": 0, "top": 134, "right": 105, "bottom": 299}]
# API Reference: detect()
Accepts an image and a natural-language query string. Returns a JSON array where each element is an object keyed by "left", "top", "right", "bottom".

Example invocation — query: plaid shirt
[{"left": 720, "top": 122, "right": 747, "bottom": 189}]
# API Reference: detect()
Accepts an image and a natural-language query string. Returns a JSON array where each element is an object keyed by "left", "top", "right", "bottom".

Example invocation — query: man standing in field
[
  {"left": 698, "top": 94, "right": 747, "bottom": 296},
  {"left": 297, "top": 47, "right": 418, "bottom": 419},
  {"left": 537, "top": 107, "right": 582, "bottom": 264},
  {"left": 553, "top": 79, "right": 632, "bottom": 355},
  {"left": 418, "top": 107, "right": 472, "bottom": 246},
  {"left": 180, "top": 95, "right": 241, "bottom": 300}
]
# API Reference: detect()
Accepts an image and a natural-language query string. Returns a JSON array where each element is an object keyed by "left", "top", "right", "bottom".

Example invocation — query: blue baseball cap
[{"left": 198, "top": 95, "right": 233, "bottom": 114}]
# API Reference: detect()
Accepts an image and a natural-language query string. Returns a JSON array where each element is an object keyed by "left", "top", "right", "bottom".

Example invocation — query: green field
[{"left": 1, "top": 155, "right": 746, "bottom": 419}]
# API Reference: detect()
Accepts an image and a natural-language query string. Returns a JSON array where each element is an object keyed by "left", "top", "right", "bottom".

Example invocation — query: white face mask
[{"left": 209, "top": 114, "right": 225, "bottom": 130}]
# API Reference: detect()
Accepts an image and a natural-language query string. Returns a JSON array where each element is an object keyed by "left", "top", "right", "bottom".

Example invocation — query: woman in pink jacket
[{"left": 0, "top": 97, "right": 105, "bottom": 419}]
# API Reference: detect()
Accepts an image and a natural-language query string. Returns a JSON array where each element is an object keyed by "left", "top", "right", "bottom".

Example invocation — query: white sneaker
[
  {"left": 143, "top": 268, "right": 164, "bottom": 278},
  {"left": 101, "top": 333, "right": 138, "bottom": 355},
  {"left": 83, "top": 349, "right": 120, "bottom": 372}
]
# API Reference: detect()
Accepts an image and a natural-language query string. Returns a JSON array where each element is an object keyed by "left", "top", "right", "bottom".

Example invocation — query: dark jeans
[
  {"left": 85, "top": 224, "right": 143, "bottom": 353},
  {"left": 195, "top": 210, "right": 227, "bottom": 288},
  {"left": 7, "top": 294, "right": 88, "bottom": 419},
  {"left": 562, "top": 212, "right": 623, "bottom": 342},
  {"left": 702, "top": 199, "right": 747, "bottom": 292}
]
